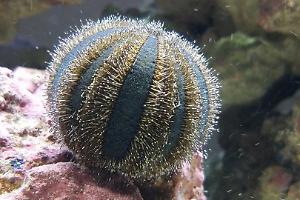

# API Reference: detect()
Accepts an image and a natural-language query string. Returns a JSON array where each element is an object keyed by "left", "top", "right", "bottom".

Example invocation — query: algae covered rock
[
  {"left": 217, "top": 0, "right": 300, "bottom": 36},
  {"left": 287, "top": 182, "right": 300, "bottom": 200},
  {"left": 217, "top": 0, "right": 260, "bottom": 34},
  {"left": 204, "top": 30, "right": 300, "bottom": 200},
  {"left": 258, "top": 166, "right": 293, "bottom": 200},
  {"left": 206, "top": 32, "right": 285, "bottom": 106},
  {"left": 255, "top": 89, "right": 300, "bottom": 199},
  {"left": 258, "top": 0, "right": 300, "bottom": 35},
  {"left": 0, "top": 0, "right": 80, "bottom": 44},
  {"left": 274, "top": 91, "right": 300, "bottom": 165}
]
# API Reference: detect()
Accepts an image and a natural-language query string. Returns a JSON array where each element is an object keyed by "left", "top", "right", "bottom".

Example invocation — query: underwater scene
[{"left": 0, "top": 0, "right": 300, "bottom": 200}]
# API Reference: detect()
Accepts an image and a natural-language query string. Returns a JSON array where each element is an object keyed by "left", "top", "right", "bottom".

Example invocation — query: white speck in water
[{"left": 289, "top": 31, "right": 299, "bottom": 37}]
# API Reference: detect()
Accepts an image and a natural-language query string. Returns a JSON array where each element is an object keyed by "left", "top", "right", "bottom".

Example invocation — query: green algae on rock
[
  {"left": 215, "top": 0, "right": 300, "bottom": 36},
  {"left": 206, "top": 32, "right": 285, "bottom": 106},
  {"left": 46, "top": 16, "right": 221, "bottom": 181}
]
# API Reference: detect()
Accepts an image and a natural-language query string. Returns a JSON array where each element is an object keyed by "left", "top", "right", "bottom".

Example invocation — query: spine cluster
[{"left": 47, "top": 16, "right": 221, "bottom": 181}]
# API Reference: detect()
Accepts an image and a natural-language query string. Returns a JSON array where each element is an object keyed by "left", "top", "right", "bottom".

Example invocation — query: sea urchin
[{"left": 46, "top": 16, "right": 221, "bottom": 181}]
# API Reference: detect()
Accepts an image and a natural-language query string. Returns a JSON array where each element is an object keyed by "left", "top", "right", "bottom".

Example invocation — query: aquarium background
[{"left": 1, "top": 0, "right": 300, "bottom": 199}]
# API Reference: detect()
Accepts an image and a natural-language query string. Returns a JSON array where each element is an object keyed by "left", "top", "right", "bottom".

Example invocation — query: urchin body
[{"left": 47, "top": 16, "right": 221, "bottom": 181}]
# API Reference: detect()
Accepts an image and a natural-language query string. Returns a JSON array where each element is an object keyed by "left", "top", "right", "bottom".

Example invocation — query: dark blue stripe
[
  {"left": 181, "top": 50, "right": 209, "bottom": 139},
  {"left": 51, "top": 28, "right": 119, "bottom": 107},
  {"left": 103, "top": 36, "right": 158, "bottom": 159},
  {"left": 70, "top": 44, "right": 117, "bottom": 112},
  {"left": 163, "top": 64, "right": 186, "bottom": 155}
]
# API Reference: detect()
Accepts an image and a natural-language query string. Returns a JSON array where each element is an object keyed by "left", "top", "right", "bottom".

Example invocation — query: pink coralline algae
[
  {"left": 0, "top": 66, "right": 207, "bottom": 200},
  {"left": 0, "top": 66, "right": 74, "bottom": 197},
  {"left": 174, "top": 152, "right": 207, "bottom": 200},
  {"left": 0, "top": 162, "right": 143, "bottom": 200}
]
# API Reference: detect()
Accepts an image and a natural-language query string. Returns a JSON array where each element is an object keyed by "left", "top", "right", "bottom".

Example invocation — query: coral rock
[
  {"left": 258, "top": 166, "right": 293, "bottom": 199},
  {"left": 174, "top": 152, "right": 206, "bottom": 200},
  {"left": 0, "top": 162, "right": 143, "bottom": 200}
]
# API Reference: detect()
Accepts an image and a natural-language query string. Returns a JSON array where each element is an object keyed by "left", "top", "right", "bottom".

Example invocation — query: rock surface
[
  {"left": 0, "top": 66, "right": 142, "bottom": 199},
  {"left": 1, "top": 162, "right": 143, "bottom": 200},
  {"left": 174, "top": 152, "right": 206, "bottom": 200}
]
